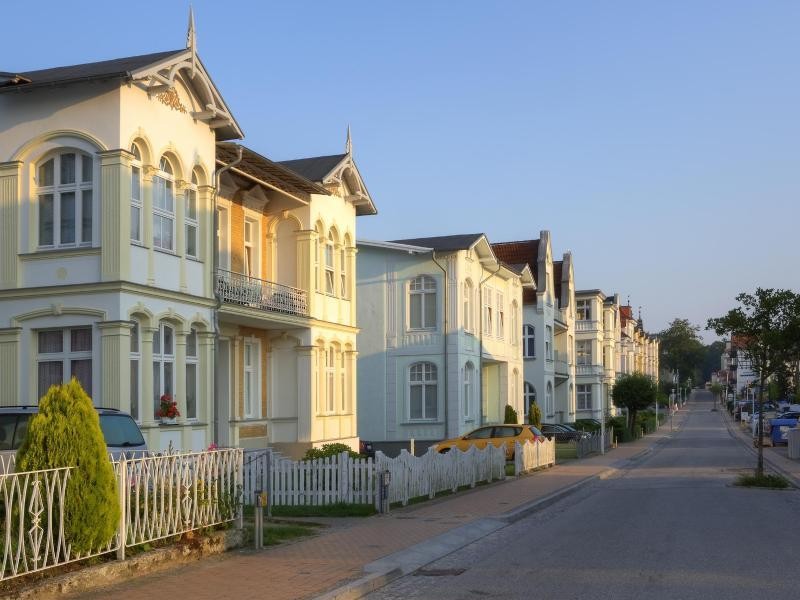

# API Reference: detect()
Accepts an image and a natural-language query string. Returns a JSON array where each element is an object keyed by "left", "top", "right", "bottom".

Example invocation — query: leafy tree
[
  {"left": 504, "top": 404, "right": 519, "bottom": 424},
  {"left": 658, "top": 318, "right": 705, "bottom": 384},
  {"left": 17, "top": 379, "right": 119, "bottom": 554},
  {"left": 708, "top": 288, "right": 800, "bottom": 477},
  {"left": 612, "top": 373, "right": 658, "bottom": 436},
  {"left": 701, "top": 340, "right": 726, "bottom": 383},
  {"left": 527, "top": 401, "right": 542, "bottom": 428}
]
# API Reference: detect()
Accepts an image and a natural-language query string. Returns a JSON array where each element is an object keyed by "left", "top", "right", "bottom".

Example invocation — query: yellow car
[{"left": 432, "top": 424, "right": 543, "bottom": 459}]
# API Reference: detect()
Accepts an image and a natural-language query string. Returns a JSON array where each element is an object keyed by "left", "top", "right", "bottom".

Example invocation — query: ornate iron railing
[{"left": 216, "top": 269, "right": 308, "bottom": 317}]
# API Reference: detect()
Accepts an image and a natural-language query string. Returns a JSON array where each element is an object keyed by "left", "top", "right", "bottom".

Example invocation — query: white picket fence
[
  {"left": 270, "top": 452, "right": 376, "bottom": 506},
  {"left": 514, "top": 438, "right": 556, "bottom": 475},
  {"left": 376, "top": 444, "right": 507, "bottom": 506},
  {"left": 0, "top": 448, "right": 243, "bottom": 582}
]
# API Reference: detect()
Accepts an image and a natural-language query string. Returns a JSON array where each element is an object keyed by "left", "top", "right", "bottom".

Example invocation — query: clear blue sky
[{"left": 3, "top": 1, "right": 798, "bottom": 340}]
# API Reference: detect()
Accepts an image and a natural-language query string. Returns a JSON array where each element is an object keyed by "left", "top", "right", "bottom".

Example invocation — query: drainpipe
[
  {"left": 431, "top": 252, "right": 449, "bottom": 438},
  {"left": 212, "top": 146, "right": 243, "bottom": 444},
  {"left": 478, "top": 262, "right": 502, "bottom": 426}
]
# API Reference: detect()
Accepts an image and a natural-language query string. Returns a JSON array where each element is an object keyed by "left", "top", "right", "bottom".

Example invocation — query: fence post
[{"left": 116, "top": 458, "right": 127, "bottom": 561}]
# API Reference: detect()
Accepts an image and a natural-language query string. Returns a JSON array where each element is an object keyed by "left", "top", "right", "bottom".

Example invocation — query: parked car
[
  {"left": 0, "top": 406, "right": 148, "bottom": 466},
  {"left": 431, "top": 424, "right": 543, "bottom": 460},
  {"left": 541, "top": 423, "right": 591, "bottom": 443}
]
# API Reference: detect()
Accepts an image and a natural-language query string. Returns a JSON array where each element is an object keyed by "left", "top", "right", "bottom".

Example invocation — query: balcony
[
  {"left": 576, "top": 320, "right": 599, "bottom": 332},
  {"left": 576, "top": 364, "right": 602, "bottom": 377},
  {"left": 216, "top": 269, "right": 308, "bottom": 317},
  {"left": 554, "top": 350, "right": 569, "bottom": 378}
]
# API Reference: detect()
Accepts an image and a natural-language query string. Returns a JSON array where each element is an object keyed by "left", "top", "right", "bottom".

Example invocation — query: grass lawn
[
  {"left": 555, "top": 444, "right": 577, "bottom": 460},
  {"left": 263, "top": 522, "right": 321, "bottom": 546}
]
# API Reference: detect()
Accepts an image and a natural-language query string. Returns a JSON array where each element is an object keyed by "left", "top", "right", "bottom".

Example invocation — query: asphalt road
[{"left": 366, "top": 391, "right": 800, "bottom": 600}]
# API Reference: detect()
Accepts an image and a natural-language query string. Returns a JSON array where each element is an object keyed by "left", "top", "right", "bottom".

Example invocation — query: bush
[
  {"left": 735, "top": 473, "right": 789, "bottom": 489},
  {"left": 504, "top": 404, "right": 518, "bottom": 424},
  {"left": 17, "top": 379, "right": 119, "bottom": 554},
  {"left": 528, "top": 401, "right": 542, "bottom": 428},
  {"left": 303, "top": 443, "right": 361, "bottom": 461}
]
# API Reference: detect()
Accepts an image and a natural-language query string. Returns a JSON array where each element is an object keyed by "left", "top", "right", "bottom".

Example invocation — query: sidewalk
[{"left": 77, "top": 414, "right": 688, "bottom": 600}]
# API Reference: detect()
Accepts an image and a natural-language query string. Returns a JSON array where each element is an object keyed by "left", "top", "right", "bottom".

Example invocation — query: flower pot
[{"left": 160, "top": 417, "right": 178, "bottom": 425}]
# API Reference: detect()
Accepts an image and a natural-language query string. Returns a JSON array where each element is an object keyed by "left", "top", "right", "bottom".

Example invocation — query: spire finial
[
  {"left": 187, "top": 6, "right": 197, "bottom": 77},
  {"left": 345, "top": 125, "right": 352, "bottom": 155}
]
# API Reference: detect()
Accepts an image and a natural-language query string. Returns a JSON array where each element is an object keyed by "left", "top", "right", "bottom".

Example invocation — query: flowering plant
[
  {"left": 207, "top": 442, "right": 219, "bottom": 451},
  {"left": 157, "top": 394, "right": 180, "bottom": 419}
]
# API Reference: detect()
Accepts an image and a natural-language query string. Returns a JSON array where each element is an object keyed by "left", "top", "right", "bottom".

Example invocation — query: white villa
[
  {"left": 0, "top": 26, "right": 375, "bottom": 456},
  {"left": 356, "top": 234, "right": 532, "bottom": 453}
]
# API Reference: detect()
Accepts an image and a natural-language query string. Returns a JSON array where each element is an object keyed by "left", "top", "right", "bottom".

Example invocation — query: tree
[
  {"left": 504, "top": 404, "right": 519, "bottom": 424},
  {"left": 707, "top": 288, "right": 800, "bottom": 477},
  {"left": 17, "top": 379, "right": 120, "bottom": 554},
  {"left": 701, "top": 341, "right": 726, "bottom": 383},
  {"left": 528, "top": 401, "right": 542, "bottom": 428},
  {"left": 612, "top": 373, "right": 658, "bottom": 436},
  {"left": 658, "top": 318, "right": 705, "bottom": 384},
  {"left": 709, "top": 382, "right": 724, "bottom": 407}
]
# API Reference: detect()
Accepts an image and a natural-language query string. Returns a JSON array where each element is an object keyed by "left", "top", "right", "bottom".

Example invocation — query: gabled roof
[
  {"left": 0, "top": 49, "right": 185, "bottom": 91},
  {"left": 390, "top": 233, "right": 485, "bottom": 252},
  {"left": 216, "top": 143, "right": 330, "bottom": 201},
  {"left": 277, "top": 154, "right": 348, "bottom": 182},
  {"left": 491, "top": 240, "right": 540, "bottom": 268}
]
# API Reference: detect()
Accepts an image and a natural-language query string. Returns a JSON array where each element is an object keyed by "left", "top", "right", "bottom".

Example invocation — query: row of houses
[{"left": 0, "top": 23, "right": 658, "bottom": 458}]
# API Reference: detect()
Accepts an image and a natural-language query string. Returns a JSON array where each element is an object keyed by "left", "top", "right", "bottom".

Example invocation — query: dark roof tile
[
  {"left": 389, "top": 233, "right": 484, "bottom": 252},
  {"left": 490, "top": 240, "right": 540, "bottom": 267},
  {"left": 277, "top": 154, "right": 347, "bottom": 182}
]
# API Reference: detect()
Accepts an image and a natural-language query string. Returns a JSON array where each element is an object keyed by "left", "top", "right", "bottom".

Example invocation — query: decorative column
[
  {"left": 0, "top": 161, "right": 21, "bottom": 290},
  {"left": 99, "top": 150, "right": 132, "bottom": 282},
  {"left": 98, "top": 321, "right": 133, "bottom": 411},
  {"left": 0, "top": 328, "right": 21, "bottom": 406},
  {"left": 296, "top": 345, "right": 316, "bottom": 443},
  {"left": 296, "top": 230, "right": 317, "bottom": 315}
]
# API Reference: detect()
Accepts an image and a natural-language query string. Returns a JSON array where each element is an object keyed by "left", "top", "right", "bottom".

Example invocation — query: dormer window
[
  {"left": 153, "top": 157, "right": 175, "bottom": 251},
  {"left": 37, "top": 150, "right": 94, "bottom": 248}
]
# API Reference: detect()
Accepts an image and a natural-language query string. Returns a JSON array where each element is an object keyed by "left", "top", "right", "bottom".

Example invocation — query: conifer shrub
[
  {"left": 528, "top": 401, "right": 542, "bottom": 428},
  {"left": 17, "top": 379, "right": 120, "bottom": 554},
  {"left": 303, "top": 442, "right": 361, "bottom": 460},
  {"left": 504, "top": 404, "right": 519, "bottom": 424}
]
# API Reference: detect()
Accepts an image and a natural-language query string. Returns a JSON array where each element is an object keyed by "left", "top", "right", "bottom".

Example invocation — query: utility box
[
  {"left": 770, "top": 419, "right": 798, "bottom": 446},
  {"left": 788, "top": 429, "right": 800, "bottom": 459}
]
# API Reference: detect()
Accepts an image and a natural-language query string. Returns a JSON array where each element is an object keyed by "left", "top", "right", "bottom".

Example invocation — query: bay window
[
  {"left": 153, "top": 157, "right": 175, "bottom": 251},
  {"left": 37, "top": 327, "right": 93, "bottom": 399},
  {"left": 37, "top": 150, "right": 93, "bottom": 248}
]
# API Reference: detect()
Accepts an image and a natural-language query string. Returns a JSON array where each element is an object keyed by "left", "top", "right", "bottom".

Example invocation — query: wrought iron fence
[
  {"left": 216, "top": 269, "right": 308, "bottom": 317},
  {"left": 575, "top": 431, "right": 613, "bottom": 458}
]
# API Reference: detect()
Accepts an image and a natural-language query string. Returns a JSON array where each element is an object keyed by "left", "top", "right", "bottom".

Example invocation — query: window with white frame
[
  {"left": 523, "top": 325, "right": 535, "bottom": 358},
  {"left": 37, "top": 150, "right": 93, "bottom": 248},
  {"left": 546, "top": 325, "right": 553, "bottom": 359},
  {"left": 153, "top": 322, "right": 175, "bottom": 416},
  {"left": 185, "top": 173, "right": 199, "bottom": 258},
  {"left": 153, "top": 157, "right": 175, "bottom": 251},
  {"left": 37, "top": 327, "right": 93, "bottom": 399},
  {"left": 243, "top": 339, "right": 257, "bottom": 418},
  {"left": 496, "top": 292, "right": 505, "bottom": 339},
  {"left": 325, "top": 346, "right": 336, "bottom": 412},
  {"left": 339, "top": 245, "right": 347, "bottom": 298},
  {"left": 314, "top": 224, "right": 323, "bottom": 292},
  {"left": 325, "top": 233, "right": 335, "bottom": 295},
  {"left": 409, "top": 275, "right": 436, "bottom": 329},
  {"left": 244, "top": 219, "right": 257, "bottom": 277},
  {"left": 463, "top": 280, "right": 474, "bottom": 333},
  {"left": 129, "top": 321, "right": 140, "bottom": 421},
  {"left": 483, "top": 288, "right": 493, "bottom": 335},
  {"left": 130, "top": 143, "right": 143, "bottom": 243},
  {"left": 577, "top": 384, "right": 592, "bottom": 410},
  {"left": 409, "top": 362, "right": 437, "bottom": 420},
  {"left": 186, "top": 329, "right": 199, "bottom": 420},
  {"left": 463, "top": 362, "right": 474, "bottom": 418},
  {"left": 340, "top": 350, "right": 347, "bottom": 412},
  {"left": 576, "top": 340, "right": 591, "bottom": 365},
  {"left": 576, "top": 299, "right": 591, "bottom": 321}
]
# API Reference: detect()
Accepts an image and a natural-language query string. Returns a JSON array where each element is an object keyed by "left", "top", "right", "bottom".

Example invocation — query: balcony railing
[
  {"left": 554, "top": 351, "right": 569, "bottom": 376},
  {"left": 576, "top": 320, "right": 599, "bottom": 332},
  {"left": 576, "top": 364, "right": 602, "bottom": 376},
  {"left": 216, "top": 269, "right": 308, "bottom": 317}
]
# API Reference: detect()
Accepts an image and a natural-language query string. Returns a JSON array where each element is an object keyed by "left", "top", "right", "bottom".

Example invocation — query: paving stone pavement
[{"left": 74, "top": 415, "right": 688, "bottom": 600}]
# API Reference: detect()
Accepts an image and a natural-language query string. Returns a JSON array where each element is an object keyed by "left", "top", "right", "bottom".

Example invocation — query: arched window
[
  {"left": 524, "top": 382, "right": 536, "bottom": 411},
  {"left": 325, "top": 345, "right": 336, "bottom": 412},
  {"left": 409, "top": 275, "right": 437, "bottom": 330},
  {"left": 37, "top": 149, "right": 94, "bottom": 248},
  {"left": 463, "top": 362, "right": 474, "bottom": 418},
  {"left": 153, "top": 322, "right": 175, "bottom": 417},
  {"left": 186, "top": 328, "right": 198, "bottom": 420},
  {"left": 185, "top": 172, "right": 199, "bottom": 258},
  {"left": 546, "top": 381, "right": 554, "bottom": 416},
  {"left": 130, "top": 143, "right": 143, "bottom": 242},
  {"left": 325, "top": 232, "right": 335, "bottom": 294},
  {"left": 523, "top": 325, "right": 535, "bottom": 358},
  {"left": 463, "top": 279, "right": 474, "bottom": 333},
  {"left": 409, "top": 362, "right": 437, "bottom": 420},
  {"left": 130, "top": 319, "right": 140, "bottom": 421},
  {"left": 153, "top": 157, "right": 175, "bottom": 251}
]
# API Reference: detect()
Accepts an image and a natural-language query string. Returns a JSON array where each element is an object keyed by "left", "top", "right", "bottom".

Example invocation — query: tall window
[
  {"left": 153, "top": 322, "right": 174, "bottom": 416},
  {"left": 37, "top": 328, "right": 92, "bottom": 399},
  {"left": 523, "top": 325, "right": 535, "bottom": 358},
  {"left": 37, "top": 150, "right": 93, "bottom": 248},
  {"left": 340, "top": 245, "right": 347, "bottom": 298},
  {"left": 153, "top": 157, "right": 175, "bottom": 251},
  {"left": 186, "top": 329, "right": 198, "bottom": 420},
  {"left": 524, "top": 382, "right": 536, "bottom": 411},
  {"left": 340, "top": 350, "right": 347, "bottom": 412},
  {"left": 546, "top": 326, "right": 553, "bottom": 359},
  {"left": 244, "top": 219, "right": 256, "bottom": 277},
  {"left": 130, "top": 143, "right": 143, "bottom": 242},
  {"left": 325, "top": 233, "right": 335, "bottom": 294},
  {"left": 243, "top": 339, "right": 257, "bottom": 418},
  {"left": 463, "top": 362, "right": 474, "bottom": 418},
  {"left": 463, "top": 280, "right": 474, "bottom": 333},
  {"left": 577, "top": 299, "right": 591, "bottom": 321},
  {"left": 576, "top": 340, "right": 591, "bottom": 365},
  {"left": 409, "top": 362, "right": 437, "bottom": 420},
  {"left": 577, "top": 384, "right": 592, "bottom": 410},
  {"left": 185, "top": 173, "right": 199, "bottom": 258},
  {"left": 496, "top": 292, "right": 505, "bottom": 339},
  {"left": 483, "top": 288, "right": 493, "bottom": 335},
  {"left": 130, "top": 321, "right": 140, "bottom": 421},
  {"left": 325, "top": 346, "right": 336, "bottom": 412},
  {"left": 409, "top": 275, "right": 437, "bottom": 329}
]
